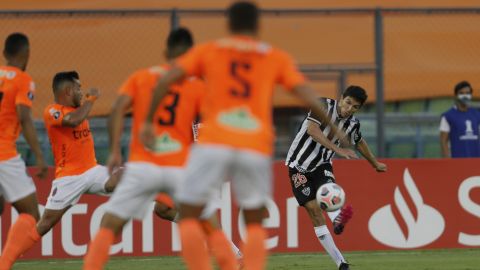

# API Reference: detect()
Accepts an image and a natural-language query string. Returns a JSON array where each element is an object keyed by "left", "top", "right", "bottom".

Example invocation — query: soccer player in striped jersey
[{"left": 286, "top": 85, "right": 387, "bottom": 270}]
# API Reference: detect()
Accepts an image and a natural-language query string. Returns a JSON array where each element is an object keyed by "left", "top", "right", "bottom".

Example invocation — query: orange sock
[
  {"left": 207, "top": 230, "right": 237, "bottom": 270},
  {"left": 243, "top": 224, "right": 267, "bottom": 270},
  {"left": 83, "top": 228, "right": 115, "bottom": 270},
  {"left": 200, "top": 220, "right": 215, "bottom": 235},
  {"left": 0, "top": 214, "right": 39, "bottom": 270},
  {"left": 179, "top": 219, "right": 212, "bottom": 270}
]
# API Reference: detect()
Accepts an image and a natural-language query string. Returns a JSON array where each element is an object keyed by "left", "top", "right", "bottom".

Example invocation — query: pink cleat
[{"left": 333, "top": 205, "right": 353, "bottom": 235}]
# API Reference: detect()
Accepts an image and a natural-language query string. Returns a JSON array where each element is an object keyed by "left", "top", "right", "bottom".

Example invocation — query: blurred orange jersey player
[
  {"left": 177, "top": 37, "right": 306, "bottom": 155},
  {"left": 83, "top": 28, "right": 245, "bottom": 270},
  {"left": 0, "top": 66, "right": 35, "bottom": 160},
  {"left": 0, "top": 33, "right": 47, "bottom": 270},
  {"left": 141, "top": 2, "right": 345, "bottom": 270},
  {"left": 119, "top": 65, "right": 204, "bottom": 167}
]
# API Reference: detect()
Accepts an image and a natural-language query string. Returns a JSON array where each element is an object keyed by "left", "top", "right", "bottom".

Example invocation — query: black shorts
[{"left": 288, "top": 163, "right": 336, "bottom": 206}]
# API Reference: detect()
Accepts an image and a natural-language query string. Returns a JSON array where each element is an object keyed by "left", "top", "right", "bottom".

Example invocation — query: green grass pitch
[{"left": 13, "top": 249, "right": 480, "bottom": 270}]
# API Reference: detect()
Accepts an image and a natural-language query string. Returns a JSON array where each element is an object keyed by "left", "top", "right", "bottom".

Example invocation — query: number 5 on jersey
[{"left": 230, "top": 61, "right": 251, "bottom": 98}]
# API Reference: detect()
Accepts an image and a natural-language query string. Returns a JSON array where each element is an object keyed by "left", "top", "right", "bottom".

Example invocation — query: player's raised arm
[
  {"left": 306, "top": 120, "right": 358, "bottom": 159},
  {"left": 356, "top": 138, "right": 387, "bottom": 172},
  {"left": 107, "top": 94, "right": 132, "bottom": 175},
  {"left": 140, "top": 67, "right": 185, "bottom": 149},
  {"left": 61, "top": 88, "right": 98, "bottom": 127},
  {"left": 16, "top": 104, "right": 48, "bottom": 178}
]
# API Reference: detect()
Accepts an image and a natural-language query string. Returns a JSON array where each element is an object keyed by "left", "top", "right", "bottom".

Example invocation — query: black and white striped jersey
[{"left": 285, "top": 98, "right": 363, "bottom": 172}]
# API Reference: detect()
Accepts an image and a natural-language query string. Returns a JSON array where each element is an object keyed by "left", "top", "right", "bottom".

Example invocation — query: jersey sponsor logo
[
  {"left": 153, "top": 132, "right": 182, "bottom": 154},
  {"left": 291, "top": 173, "right": 308, "bottom": 189},
  {"left": 72, "top": 128, "right": 91, "bottom": 140},
  {"left": 301, "top": 186, "right": 311, "bottom": 196},
  {"left": 368, "top": 168, "right": 445, "bottom": 248},
  {"left": 217, "top": 107, "right": 260, "bottom": 132}
]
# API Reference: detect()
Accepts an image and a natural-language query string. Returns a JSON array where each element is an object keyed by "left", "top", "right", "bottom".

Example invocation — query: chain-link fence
[{"left": 3, "top": 8, "right": 479, "bottom": 163}]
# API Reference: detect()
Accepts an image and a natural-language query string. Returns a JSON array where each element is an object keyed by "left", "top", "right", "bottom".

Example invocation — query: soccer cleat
[
  {"left": 339, "top": 262, "right": 350, "bottom": 270},
  {"left": 333, "top": 205, "right": 353, "bottom": 235}
]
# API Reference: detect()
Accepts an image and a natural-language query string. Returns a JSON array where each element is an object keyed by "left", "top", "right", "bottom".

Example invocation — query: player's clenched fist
[{"left": 85, "top": 88, "right": 100, "bottom": 102}]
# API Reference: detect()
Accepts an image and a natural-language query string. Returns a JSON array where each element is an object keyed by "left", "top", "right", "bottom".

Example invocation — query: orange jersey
[
  {"left": 44, "top": 104, "right": 97, "bottom": 178},
  {"left": 176, "top": 36, "right": 306, "bottom": 155},
  {"left": 119, "top": 65, "right": 205, "bottom": 167},
  {"left": 0, "top": 66, "right": 35, "bottom": 161}
]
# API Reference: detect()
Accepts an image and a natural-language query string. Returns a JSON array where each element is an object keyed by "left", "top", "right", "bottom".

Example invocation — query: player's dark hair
[
  {"left": 454, "top": 81, "right": 472, "bottom": 95},
  {"left": 228, "top": 1, "right": 259, "bottom": 33},
  {"left": 343, "top": 85, "right": 368, "bottom": 106},
  {"left": 167, "top": 27, "right": 194, "bottom": 51},
  {"left": 52, "top": 71, "right": 80, "bottom": 93},
  {"left": 4, "top": 33, "right": 29, "bottom": 57}
]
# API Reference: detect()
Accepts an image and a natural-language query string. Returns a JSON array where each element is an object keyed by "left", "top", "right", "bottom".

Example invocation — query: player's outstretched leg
[
  {"left": 304, "top": 200, "right": 349, "bottom": 269},
  {"left": 83, "top": 214, "right": 127, "bottom": 270},
  {"left": 0, "top": 193, "right": 40, "bottom": 270}
]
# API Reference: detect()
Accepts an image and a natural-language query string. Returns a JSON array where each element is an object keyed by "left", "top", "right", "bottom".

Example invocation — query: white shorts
[
  {"left": 105, "top": 162, "right": 183, "bottom": 220},
  {"left": 177, "top": 144, "right": 272, "bottom": 209},
  {"left": 45, "top": 165, "right": 109, "bottom": 210},
  {"left": 0, "top": 155, "right": 36, "bottom": 203}
]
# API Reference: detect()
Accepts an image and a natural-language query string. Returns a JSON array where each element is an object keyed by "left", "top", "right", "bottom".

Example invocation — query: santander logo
[{"left": 368, "top": 168, "right": 445, "bottom": 248}]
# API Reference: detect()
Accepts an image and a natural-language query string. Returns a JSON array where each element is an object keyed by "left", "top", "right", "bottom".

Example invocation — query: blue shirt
[{"left": 441, "top": 107, "right": 480, "bottom": 157}]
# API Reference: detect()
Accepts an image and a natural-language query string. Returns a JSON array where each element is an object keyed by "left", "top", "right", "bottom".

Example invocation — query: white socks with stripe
[{"left": 314, "top": 225, "right": 345, "bottom": 267}]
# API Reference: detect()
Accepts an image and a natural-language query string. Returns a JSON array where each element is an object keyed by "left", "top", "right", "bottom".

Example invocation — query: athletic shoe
[{"left": 333, "top": 205, "right": 353, "bottom": 235}]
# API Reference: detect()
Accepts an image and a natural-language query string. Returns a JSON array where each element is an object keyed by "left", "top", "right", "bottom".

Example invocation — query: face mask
[{"left": 457, "top": 93, "right": 472, "bottom": 104}]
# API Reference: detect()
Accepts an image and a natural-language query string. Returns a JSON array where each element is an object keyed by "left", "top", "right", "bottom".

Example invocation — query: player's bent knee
[
  {"left": 154, "top": 203, "right": 176, "bottom": 221},
  {"left": 100, "top": 213, "right": 128, "bottom": 235}
]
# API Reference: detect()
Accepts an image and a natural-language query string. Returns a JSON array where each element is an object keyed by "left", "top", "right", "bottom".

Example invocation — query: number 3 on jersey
[
  {"left": 158, "top": 91, "right": 179, "bottom": 126},
  {"left": 230, "top": 61, "right": 251, "bottom": 98}
]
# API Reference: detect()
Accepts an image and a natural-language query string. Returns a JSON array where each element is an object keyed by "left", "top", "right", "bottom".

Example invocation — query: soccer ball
[{"left": 316, "top": 182, "right": 346, "bottom": 212}]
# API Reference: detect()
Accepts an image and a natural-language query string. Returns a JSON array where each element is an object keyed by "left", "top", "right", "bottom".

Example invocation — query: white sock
[
  {"left": 172, "top": 213, "right": 180, "bottom": 223},
  {"left": 314, "top": 225, "right": 345, "bottom": 267},
  {"left": 327, "top": 209, "right": 341, "bottom": 223},
  {"left": 230, "top": 241, "right": 243, "bottom": 259}
]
